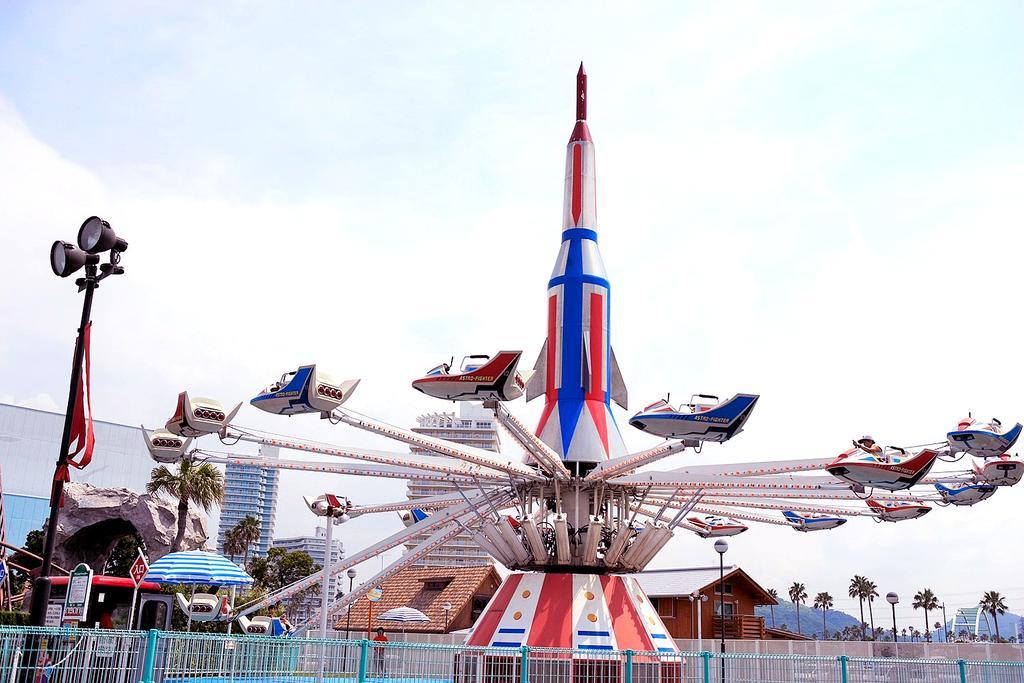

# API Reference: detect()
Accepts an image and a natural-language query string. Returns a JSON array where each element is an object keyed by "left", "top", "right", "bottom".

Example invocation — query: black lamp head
[
  {"left": 50, "top": 240, "right": 98, "bottom": 278},
  {"left": 78, "top": 216, "right": 128, "bottom": 254}
]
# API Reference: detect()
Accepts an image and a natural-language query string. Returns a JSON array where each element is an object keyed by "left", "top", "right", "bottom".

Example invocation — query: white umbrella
[
  {"left": 377, "top": 606, "right": 430, "bottom": 624},
  {"left": 377, "top": 606, "right": 430, "bottom": 638}
]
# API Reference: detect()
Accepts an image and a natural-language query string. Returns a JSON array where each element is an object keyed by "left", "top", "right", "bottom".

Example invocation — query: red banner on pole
[{"left": 67, "top": 323, "right": 95, "bottom": 470}]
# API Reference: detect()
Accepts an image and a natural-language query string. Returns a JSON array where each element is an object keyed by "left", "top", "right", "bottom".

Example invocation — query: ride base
[{"left": 458, "top": 572, "right": 680, "bottom": 682}]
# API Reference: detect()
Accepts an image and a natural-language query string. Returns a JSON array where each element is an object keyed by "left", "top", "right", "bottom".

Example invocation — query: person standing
[{"left": 372, "top": 627, "right": 389, "bottom": 676}]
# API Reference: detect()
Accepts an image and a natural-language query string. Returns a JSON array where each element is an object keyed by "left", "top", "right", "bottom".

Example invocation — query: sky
[{"left": 1, "top": 1, "right": 1023, "bottom": 624}]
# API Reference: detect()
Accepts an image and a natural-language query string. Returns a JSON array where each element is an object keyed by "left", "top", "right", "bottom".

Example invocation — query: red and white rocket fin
[
  {"left": 525, "top": 341, "right": 547, "bottom": 402},
  {"left": 610, "top": 347, "right": 628, "bottom": 410}
]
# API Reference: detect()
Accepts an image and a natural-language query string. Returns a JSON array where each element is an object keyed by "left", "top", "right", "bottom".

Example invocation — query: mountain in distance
[
  {"left": 757, "top": 599, "right": 861, "bottom": 638},
  {"left": 757, "top": 600, "right": 1024, "bottom": 641}
]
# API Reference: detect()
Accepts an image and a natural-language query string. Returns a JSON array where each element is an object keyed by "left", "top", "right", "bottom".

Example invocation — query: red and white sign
[{"left": 129, "top": 550, "right": 149, "bottom": 587}]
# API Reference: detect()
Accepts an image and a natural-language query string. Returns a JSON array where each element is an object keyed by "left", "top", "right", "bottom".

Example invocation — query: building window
[
  {"left": 714, "top": 602, "right": 736, "bottom": 617},
  {"left": 654, "top": 598, "right": 675, "bottom": 619},
  {"left": 713, "top": 583, "right": 733, "bottom": 595}
]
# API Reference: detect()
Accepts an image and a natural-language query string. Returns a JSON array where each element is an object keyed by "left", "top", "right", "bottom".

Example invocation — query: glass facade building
[
  {"left": 217, "top": 445, "right": 279, "bottom": 559},
  {"left": 406, "top": 403, "right": 498, "bottom": 567},
  {"left": 0, "top": 403, "right": 162, "bottom": 546}
]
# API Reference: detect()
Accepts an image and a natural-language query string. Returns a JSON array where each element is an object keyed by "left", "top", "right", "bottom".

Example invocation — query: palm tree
[
  {"left": 232, "top": 515, "right": 262, "bottom": 566},
  {"left": 912, "top": 589, "right": 940, "bottom": 642},
  {"left": 979, "top": 591, "right": 1009, "bottom": 642},
  {"left": 789, "top": 582, "right": 807, "bottom": 635},
  {"left": 849, "top": 575, "right": 868, "bottom": 640},
  {"left": 767, "top": 588, "right": 778, "bottom": 628},
  {"left": 147, "top": 459, "right": 224, "bottom": 552},
  {"left": 813, "top": 592, "right": 834, "bottom": 639},
  {"left": 865, "top": 580, "right": 879, "bottom": 638},
  {"left": 223, "top": 528, "right": 243, "bottom": 562}
]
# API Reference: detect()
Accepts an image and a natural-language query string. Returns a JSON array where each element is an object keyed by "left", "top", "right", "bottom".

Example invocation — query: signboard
[
  {"left": 367, "top": 587, "right": 383, "bottom": 602},
  {"left": 44, "top": 602, "right": 64, "bottom": 628},
  {"left": 129, "top": 550, "right": 149, "bottom": 587},
  {"left": 64, "top": 563, "right": 94, "bottom": 622},
  {"left": 0, "top": 559, "right": 7, "bottom": 586}
]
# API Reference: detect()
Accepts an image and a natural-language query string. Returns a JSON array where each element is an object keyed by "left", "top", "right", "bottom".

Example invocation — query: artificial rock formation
[{"left": 52, "top": 482, "right": 208, "bottom": 571}]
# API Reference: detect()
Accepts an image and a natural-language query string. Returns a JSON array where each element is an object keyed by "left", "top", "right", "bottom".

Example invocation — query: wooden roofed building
[
  {"left": 339, "top": 564, "right": 501, "bottom": 635},
  {"left": 632, "top": 566, "right": 807, "bottom": 641}
]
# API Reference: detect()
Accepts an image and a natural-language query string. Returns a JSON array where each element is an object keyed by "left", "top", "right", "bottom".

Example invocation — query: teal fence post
[
  {"left": 958, "top": 659, "right": 967, "bottom": 683},
  {"left": 624, "top": 649, "right": 633, "bottom": 683},
  {"left": 701, "top": 651, "right": 711, "bottom": 683},
  {"left": 520, "top": 645, "right": 529, "bottom": 683},
  {"left": 139, "top": 629, "right": 160, "bottom": 683},
  {"left": 839, "top": 655, "right": 848, "bottom": 683},
  {"left": 357, "top": 639, "right": 369, "bottom": 683}
]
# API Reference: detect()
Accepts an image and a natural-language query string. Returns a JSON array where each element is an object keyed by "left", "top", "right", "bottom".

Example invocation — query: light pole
[
  {"left": 346, "top": 568, "right": 357, "bottom": 638},
  {"left": 442, "top": 602, "right": 452, "bottom": 632},
  {"left": 886, "top": 592, "right": 899, "bottom": 646},
  {"left": 303, "top": 494, "right": 350, "bottom": 637},
  {"left": 30, "top": 217, "right": 127, "bottom": 627},
  {"left": 690, "top": 590, "right": 708, "bottom": 651},
  {"left": 714, "top": 539, "right": 728, "bottom": 683}
]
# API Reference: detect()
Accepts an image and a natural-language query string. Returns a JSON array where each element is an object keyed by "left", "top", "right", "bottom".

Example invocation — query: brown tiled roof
[{"left": 336, "top": 564, "right": 501, "bottom": 633}]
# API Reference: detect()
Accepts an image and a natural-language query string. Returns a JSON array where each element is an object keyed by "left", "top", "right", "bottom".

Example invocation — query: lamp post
[
  {"left": 346, "top": 568, "right": 357, "bottom": 638},
  {"left": 714, "top": 539, "right": 728, "bottom": 683},
  {"left": 442, "top": 601, "right": 452, "bottom": 632},
  {"left": 30, "top": 217, "right": 127, "bottom": 628},
  {"left": 886, "top": 592, "right": 899, "bottom": 646}
]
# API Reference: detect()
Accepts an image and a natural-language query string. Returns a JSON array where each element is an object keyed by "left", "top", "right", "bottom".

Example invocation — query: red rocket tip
[{"left": 576, "top": 63, "right": 587, "bottom": 121}]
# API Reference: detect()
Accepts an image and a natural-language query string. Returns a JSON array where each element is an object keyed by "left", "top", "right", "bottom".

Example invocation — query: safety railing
[
  {"left": 0, "top": 625, "right": 146, "bottom": 683},
  {"left": 0, "top": 626, "right": 1022, "bottom": 683}
]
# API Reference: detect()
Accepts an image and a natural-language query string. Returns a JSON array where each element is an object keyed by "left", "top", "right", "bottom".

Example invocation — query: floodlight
[
  {"left": 78, "top": 216, "right": 128, "bottom": 254},
  {"left": 50, "top": 240, "right": 97, "bottom": 277}
]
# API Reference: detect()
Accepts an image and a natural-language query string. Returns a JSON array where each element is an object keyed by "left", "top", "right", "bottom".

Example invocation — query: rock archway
[{"left": 52, "top": 482, "right": 209, "bottom": 571}]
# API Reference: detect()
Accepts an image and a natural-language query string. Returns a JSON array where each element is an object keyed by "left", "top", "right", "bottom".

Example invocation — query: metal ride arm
[
  {"left": 609, "top": 471, "right": 845, "bottom": 490},
  {"left": 330, "top": 407, "right": 546, "bottom": 482},
  {"left": 487, "top": 401, "right": 572, "bottom": 481},
  {"left": 680, "top": 497, "right": 880, "bottom": 517},
  {"left": 234, "top": 489, "right": 507, "bottom": 619},
  {"left": 195, "top": 451, "right": 493, "bottom": 485},
  {"left": 584, "top": 440, "right": 690, "bottom": 482},
  {"left": 347, "top": 491, "right": 468, "bottom": 517},
  {"left": 223, "top": 427, "right": 509, "bottom": 481},
  {"left": 652, "top": 489, "right": 934, "bottom": 503},
  {"left": 689, "top": 505, "right": 791, "bottom": 527},
  {"left": 653, "top": 457, "right": 837, "bottom": 479}
]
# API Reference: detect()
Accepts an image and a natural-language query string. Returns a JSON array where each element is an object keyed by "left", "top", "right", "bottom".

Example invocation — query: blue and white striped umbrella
[{"left": 144, "top": 551, "right": 253, "bottom": 586}]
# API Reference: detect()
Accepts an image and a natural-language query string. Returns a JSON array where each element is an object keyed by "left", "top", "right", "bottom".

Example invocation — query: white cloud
[{"left": 1, "top": 2, "right": 1022, "bottom": 615}]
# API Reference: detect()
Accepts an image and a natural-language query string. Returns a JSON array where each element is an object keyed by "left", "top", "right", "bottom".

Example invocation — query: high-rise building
[
  {"left": 273, "top": 524, "right": 345, "bottom": 623},
  {"left": 405, "top": 402, "right": 498, "bottom": 567},
  {"left": 217, "top": 445, "right": 280, "bottom": 559}
]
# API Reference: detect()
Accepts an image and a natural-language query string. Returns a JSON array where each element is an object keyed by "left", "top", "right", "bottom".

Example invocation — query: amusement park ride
[{"left": 143, "top": 65, "right": 1021, "bottom": 649}]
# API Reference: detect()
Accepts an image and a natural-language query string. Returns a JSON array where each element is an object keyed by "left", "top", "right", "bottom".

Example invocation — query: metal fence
[{"left": 0, "top": 626, "right": 1022, "bottom": 683}]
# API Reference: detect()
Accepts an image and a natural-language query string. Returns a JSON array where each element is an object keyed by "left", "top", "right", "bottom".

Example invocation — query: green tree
[
  {"left": 223, "top": 528, "right": 243, "bottom": 562},
  {"left": 865, "top": 579, "right": 879, "bottom": 638},
  {"left": 849, "top": 575, "right": 868, "bottom": 640},
  {"left": 813, "top": 592, "right": 834, "bottom": 639},
  {"left": 788, "top": 582, "right": 807, "bottom": 635},
  {"left": 146, "top": 460, "right": 224, "bottom": 552},
  {"left": 912, "top": 589, "right": 940, "bottom": 642},
  {"left": 102, "top": 532, "right": 145, "bottom": 577},
  {"left": 767, "top": 588, "right": 778, "bottom": 628},
  {"left": 8, "top": 529, "right": 45, "bottom": 594},
  {"left": 979, "top": 591, "right": 1008, "bottom": 642},
  {"left": 231, "top": 516, "right": 262, "bottom": 567},
  {"left": 247, "top": 547, "right": 321, "bottom": 619}
]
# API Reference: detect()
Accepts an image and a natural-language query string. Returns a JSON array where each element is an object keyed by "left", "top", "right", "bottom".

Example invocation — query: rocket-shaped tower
[{"left": 526, "top": 64, "right": 628, "bottom": 467}]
